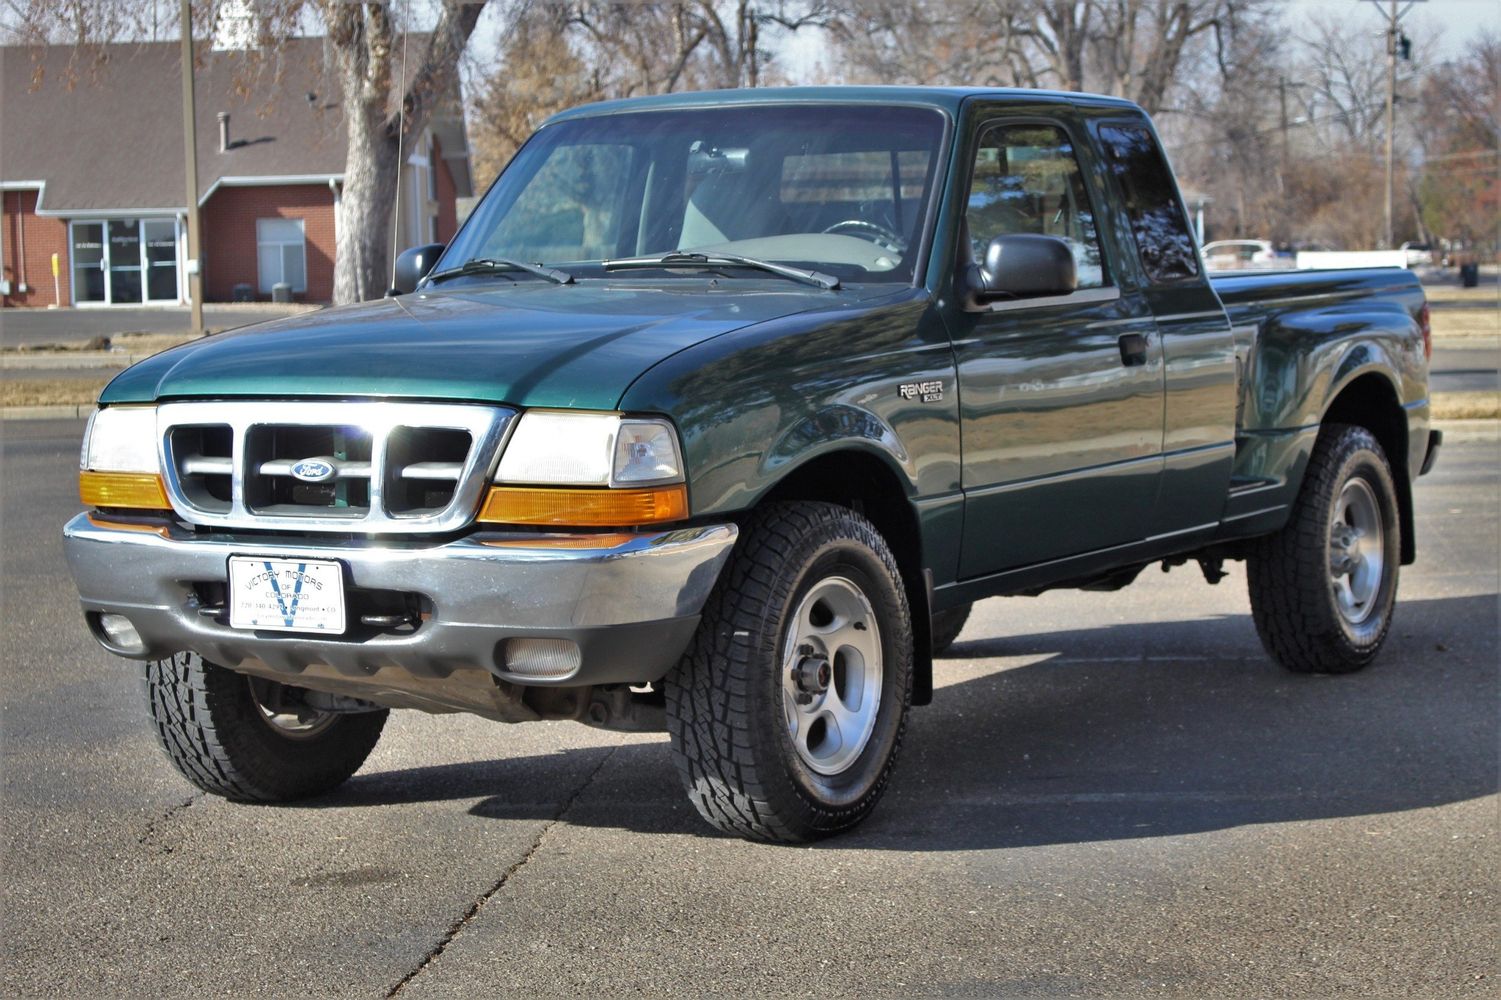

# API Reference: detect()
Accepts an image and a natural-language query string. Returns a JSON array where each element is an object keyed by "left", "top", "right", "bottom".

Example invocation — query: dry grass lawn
[
  {"left": 1424, "top": 283, "right": 1500, "bottom": 342},
  {"left": 1, "top": 378, "right": 111, "bottom": 407},
  {"left": 1431, "top": 391, "right": 1501, "bottom": 421},
  {"left": 3, "top": 332, "right": 203, "bottom": 356}
]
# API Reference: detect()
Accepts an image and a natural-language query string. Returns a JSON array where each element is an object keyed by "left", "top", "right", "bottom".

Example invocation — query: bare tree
[
  {"left": 831, "top": 0, "right": 1036, "bottom": 87},
  {"left": 314, "top": 0, "right": 491, "bottom": 302},
  {"left": 469, "top": 4, "right": 602, "bottom": 188},
  {"left": 831, "top": 0, "right": 1267, "bottom": 116},
  {"left": 1026, "top": 0, "right": 1091, "bottom": 94},
  {"left": 1414, "top": 32, "right": 1500, "bottom": 249},
  {"left": 1298, "top": 13, "right": 1389, "bottom": 145}
]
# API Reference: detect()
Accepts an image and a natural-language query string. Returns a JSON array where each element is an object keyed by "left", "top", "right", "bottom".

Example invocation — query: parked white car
[
  {"left": 1400, "top": 242, "right": 1435, "bottom": 267},
  {"left": 1202, "top": 239, "right": 1291, "bottom": 270}
]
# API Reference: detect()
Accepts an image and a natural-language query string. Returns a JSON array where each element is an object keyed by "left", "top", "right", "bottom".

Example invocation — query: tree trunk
[
  {"left": 323, "top": 0, "right": 487, "bottom": 305},
  {"left": 335, "top": 102, "right": 401, "bottom": 304}
]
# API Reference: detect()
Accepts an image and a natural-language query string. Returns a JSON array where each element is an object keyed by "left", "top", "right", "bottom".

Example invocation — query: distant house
[{"left": 0, "top": 35, "right": 472, "bottom": 308}]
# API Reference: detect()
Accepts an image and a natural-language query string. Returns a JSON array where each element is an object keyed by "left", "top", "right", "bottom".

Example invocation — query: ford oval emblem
[{"left": 290, "top": 459, "right": 336, "bottom": 483}]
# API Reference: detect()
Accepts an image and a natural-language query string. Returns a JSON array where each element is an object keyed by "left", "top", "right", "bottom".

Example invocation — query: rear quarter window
[{"left": 1098, "top": 124, "right": 1200, "bottom": 284}]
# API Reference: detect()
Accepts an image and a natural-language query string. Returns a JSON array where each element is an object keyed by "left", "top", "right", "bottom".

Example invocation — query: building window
[{"left": 256, "top": 217, "right": 307, "bottom": 294}]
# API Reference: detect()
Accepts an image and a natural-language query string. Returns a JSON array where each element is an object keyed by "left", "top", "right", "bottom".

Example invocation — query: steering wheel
[{"left": 821, "top": 219, "right": 906, "bottom": 252}]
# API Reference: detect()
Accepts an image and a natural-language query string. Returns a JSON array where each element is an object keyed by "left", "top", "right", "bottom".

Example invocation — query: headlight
[
  {"left": 612, "top": 420, "right": 683, "bottom": 485},
  {"left": 81, "top": 406, "right": 159, "bottom": 472},
  {"left": 481, "top": 411, "right": 688, "bottom": 527},
  {"left": 79, "top": 406, "right": 171, "bottom": 511},
  {"left": 495, "top": 411, "right": 683, "bottom": 487}
]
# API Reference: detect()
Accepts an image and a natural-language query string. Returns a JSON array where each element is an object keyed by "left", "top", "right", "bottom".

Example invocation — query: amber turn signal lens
[
  {"left": 477, "top": 484, "right": 688, "bottom": 527},
  {"left": 79, "top": 471, "right": 172, "bottom": 510}
]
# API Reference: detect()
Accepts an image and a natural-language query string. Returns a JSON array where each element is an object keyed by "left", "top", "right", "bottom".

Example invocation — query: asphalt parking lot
[{"left": 1, "top": 419, "right": 1496, "bottom": 998}]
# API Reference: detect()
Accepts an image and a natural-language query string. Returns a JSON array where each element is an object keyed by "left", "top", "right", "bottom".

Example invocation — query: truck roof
[{"left": 544, "top": 85, "right": 1145, "bottom": 125}]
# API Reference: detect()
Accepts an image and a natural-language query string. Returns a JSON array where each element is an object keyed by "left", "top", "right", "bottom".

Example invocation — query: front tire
[
  {"left": 665, "top": 502, "right": 913, "bottom": 842},
  {"left": 1247, "top": 423, "right": 1402, "bottom": 673},
  {"left": 144, "top": 653, "right": 388, "bottom": 801}
]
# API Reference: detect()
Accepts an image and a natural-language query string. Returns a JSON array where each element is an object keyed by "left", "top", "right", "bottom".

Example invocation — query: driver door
[{"left": 946, "top": 115, "right": 1166, "bottom": 579}]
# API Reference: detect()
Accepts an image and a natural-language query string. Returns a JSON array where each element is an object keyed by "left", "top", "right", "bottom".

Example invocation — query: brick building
[{"left": 0, "top": 36, "right": 471, "bottom": 308}]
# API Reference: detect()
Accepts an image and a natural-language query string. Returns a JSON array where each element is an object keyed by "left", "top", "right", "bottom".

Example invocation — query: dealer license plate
[{"left": 228, "top": 557, "right": 346, "bottom": 634}]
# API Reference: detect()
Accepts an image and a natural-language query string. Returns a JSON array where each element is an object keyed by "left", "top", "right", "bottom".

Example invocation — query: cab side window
[
  {"left": 1097, "top": 124, "right": 1200, "bottom": 283},
  {"left": 966, "top": 124, "right": 1107, "bottom": 289}
]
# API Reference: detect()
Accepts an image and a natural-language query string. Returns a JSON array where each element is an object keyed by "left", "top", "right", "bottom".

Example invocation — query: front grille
[
  {"left": 385, "top": 426, "right": 473, "bottom": 514},
  {"left": 158, "top": 402, "right": 513, "bottom": 533},
  {"left": 245, "top": 424, "right": 374, "bottom": 517}
]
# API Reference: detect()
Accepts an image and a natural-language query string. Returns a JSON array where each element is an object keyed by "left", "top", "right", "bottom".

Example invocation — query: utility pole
[
  {"left": 1278, "top": 76, "right": 1291, "bottom": 196},
  {"left": 1367, "top": 0, "right": 1424, "bottom": 249},
  {"left": 179, "top": 0, "right": 204, "bottom": 335}
]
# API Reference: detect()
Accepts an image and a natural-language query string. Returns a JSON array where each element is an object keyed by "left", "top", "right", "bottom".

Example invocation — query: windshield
[{"left": 443, "top": 104, "right": 949, "bottom": 285}]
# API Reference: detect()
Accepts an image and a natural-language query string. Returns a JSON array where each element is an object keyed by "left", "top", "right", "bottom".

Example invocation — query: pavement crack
[{"left": 385, "top": 745, "right": 619, "bottom": 998}]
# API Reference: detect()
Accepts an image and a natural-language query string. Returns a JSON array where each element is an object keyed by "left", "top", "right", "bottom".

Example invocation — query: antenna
[{"left": 390, "top": 0, "right": 412, "bottom": 290}]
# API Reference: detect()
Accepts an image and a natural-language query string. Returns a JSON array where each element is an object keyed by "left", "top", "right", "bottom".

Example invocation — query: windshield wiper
[
  {"left": 425, "top": 257, "right": 574, "bottom": 286},
  {"left": 601, "top": 251, "right": 840, "bottom": 290}
]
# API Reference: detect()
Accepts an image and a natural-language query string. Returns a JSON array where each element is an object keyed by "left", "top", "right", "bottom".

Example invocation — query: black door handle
[{"left": 1118, "top": 333, "right": 1149, "bottom": 367}]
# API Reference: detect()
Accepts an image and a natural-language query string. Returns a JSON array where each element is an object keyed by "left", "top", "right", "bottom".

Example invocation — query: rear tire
[
  {"left": 665, "top": 502, "right": 913, "bottom": 842},
  {"left": 144, "top": 653, "right": 388, "bottom": 801},
  {"left": 931, "top": 603, "right": 972, "bottom": 655},
  {"left": 1247, "top": 424, "right": 1401, "bottom": 673}
]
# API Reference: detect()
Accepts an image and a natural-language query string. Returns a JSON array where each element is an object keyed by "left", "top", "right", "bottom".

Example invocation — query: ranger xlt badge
[{"left": 899, "top": 379, "right": 944, "bottom": 403}]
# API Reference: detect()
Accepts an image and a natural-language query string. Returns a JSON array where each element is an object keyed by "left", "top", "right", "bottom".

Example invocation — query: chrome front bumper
[{"left": 63, "top": 513, "right": 737, "bottom": 716}]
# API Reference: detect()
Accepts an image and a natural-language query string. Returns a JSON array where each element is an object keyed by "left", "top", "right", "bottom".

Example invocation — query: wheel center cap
[{"left": 793, "top": 652, "right": 831, "bottom": 696}]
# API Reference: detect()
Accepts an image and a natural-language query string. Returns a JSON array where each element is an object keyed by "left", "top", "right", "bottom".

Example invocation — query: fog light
[
  {"left": 98, "top": 613, "right": 146, "bottom": 653},
  {"left": 502, "top": 638, "right": 581, "bottom": 679}
]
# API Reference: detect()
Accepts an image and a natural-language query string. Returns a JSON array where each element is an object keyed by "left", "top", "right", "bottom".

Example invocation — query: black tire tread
[
  {"left": 1246, "top": 423, "right": 1400, "bottom": 674},
  {"left": 665, "top": 501, "right": 912, "bottom": 842},
  {"left": 144, "top": 653, "right": 387, "bottom": 802}
]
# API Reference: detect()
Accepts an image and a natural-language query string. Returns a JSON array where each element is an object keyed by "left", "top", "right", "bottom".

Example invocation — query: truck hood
[{"left": 101, "top": 282, "right": 897, "bottom": 410}]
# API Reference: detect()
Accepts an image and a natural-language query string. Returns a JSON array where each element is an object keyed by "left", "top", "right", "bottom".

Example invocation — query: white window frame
[{"left": 256, "top": 217, "right": 307, "bottom": 294}]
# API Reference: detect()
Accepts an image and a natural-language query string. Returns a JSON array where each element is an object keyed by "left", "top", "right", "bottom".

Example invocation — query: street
[
  {"left": 0, "top": 305, "right": 313, "bottom": 348},
  {"left": 1431, "top": 344, "right": 1500, "bottom": 394},
  {"left": 1, "top": 419, "right": 1495, "bottom": 998}
]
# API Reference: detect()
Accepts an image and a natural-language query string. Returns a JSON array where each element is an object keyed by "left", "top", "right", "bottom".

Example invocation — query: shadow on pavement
[{"left": 317, "top": 592, "right": 1498, "bottom": 850}]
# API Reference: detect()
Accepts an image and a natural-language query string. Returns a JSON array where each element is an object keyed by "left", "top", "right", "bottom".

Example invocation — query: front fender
[{"left": 617, "top": 290, "right": 959, "bottom": 519}]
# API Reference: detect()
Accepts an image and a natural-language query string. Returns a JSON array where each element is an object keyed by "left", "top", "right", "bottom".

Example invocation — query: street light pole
[{"left": 179, "top": 0, "right": 204, "bottom": 335}]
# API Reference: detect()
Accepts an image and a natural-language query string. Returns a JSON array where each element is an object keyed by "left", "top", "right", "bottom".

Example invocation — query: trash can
[
  {"left": 271, "top": 282, "right": 292, "bottom": 303},
  {"left": 232, "top": 282, "right": 254, "bottom": 302},
  {"left": 1458, "top": 262, "right": 1480, "bottom": 288}
]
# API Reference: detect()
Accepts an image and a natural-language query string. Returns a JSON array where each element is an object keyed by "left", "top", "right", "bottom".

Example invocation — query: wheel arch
[
  {"left": 758, "top": 447, "right": 936, "bottom": 706},
  {"left": 1319, "top": 370, "right": 1415, "bottom": 564}
]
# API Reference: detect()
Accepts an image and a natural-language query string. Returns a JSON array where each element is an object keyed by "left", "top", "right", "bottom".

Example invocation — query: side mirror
[
  {"left": 389, "top": 243, "right": 446, "bottom": 296},
  {"left": 968, "top": 234, "right": 1077, "bottom": 306}
]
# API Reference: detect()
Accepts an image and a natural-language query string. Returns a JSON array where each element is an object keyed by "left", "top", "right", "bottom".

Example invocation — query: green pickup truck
[{"left": 64, "top": 87, "right": 1440, "bottom": 842}]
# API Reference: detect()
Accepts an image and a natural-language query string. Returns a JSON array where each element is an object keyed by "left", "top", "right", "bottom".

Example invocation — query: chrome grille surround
[{"left": 157, "top": 401, "right": 515, "bottom": 533}]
